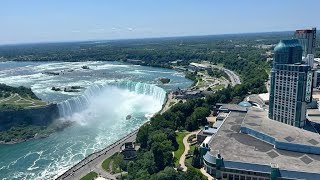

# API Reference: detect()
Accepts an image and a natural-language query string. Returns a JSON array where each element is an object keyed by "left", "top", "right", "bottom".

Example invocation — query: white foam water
[{"left": 57, "top": 80, "right": 166, "bottom": 118}]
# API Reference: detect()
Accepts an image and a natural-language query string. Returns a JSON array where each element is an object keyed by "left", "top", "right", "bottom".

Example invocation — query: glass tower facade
[
  {"left": 294, "top": 28, "right": 317, "bottom": 57},
  {"left": 269, "top": 39, "right": 312, "bottom": 128}
]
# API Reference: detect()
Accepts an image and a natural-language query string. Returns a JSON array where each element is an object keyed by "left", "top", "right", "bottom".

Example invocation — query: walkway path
[
  {"left": 56, "top": 130, "right": 138, "bottom": 180},
  {"left": 0, "top": 93, "right": 15, "bottom": 103},
  {"left": 200, "top": 167, "right": 214, "bottom": 180},
  {"left": 179, "top": 130, "right": 200, "bottom": 172},
  {"left": 161, "top": 92, "right": 176, "bottom": 114}
]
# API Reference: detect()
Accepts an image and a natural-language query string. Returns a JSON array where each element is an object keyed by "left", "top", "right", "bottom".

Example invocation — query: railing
[{"left": 55, "top": 129, "right": 139, "bottom": 180}]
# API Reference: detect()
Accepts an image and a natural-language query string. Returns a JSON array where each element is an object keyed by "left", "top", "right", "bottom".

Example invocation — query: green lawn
[
  {"left": 185, "top": 144, "right": 196, "bottom": 168},
  {"left": 174, "top": 132, "right": 188, "bottom": 166},
  {"left": 102, "top": 153, "right": 123, "bottom": 174},
  {"left": 102, "top": 153, "right": 117, "bottom": 172},
  {"left": 3, "top": 95, "right": 20, "bottom": 104},
  {"left": 213, "top": 84, "right": 225, "bottom": 90},
  {"left": 0, "top": 93, "right": 47, "bottom": 108},
  {"left": 185, "top": 144, "right": 204, "bottom": 177},
  {"left": 169, "top": 101, "right": 176, "bottom": 107},
  {"left": 196, "top": 78, "right": 206, "bottom": 88},
  {"left": 80, "top": 171, "right": 98, "bottom": 180}
]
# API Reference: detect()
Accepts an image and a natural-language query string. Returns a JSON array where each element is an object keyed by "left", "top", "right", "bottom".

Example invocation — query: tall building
[
  {"left": 294, "top": 27, "right": 316, "bottom": 57},
  {"left": 268, "top": 39, "right": 312, "bottom": 128}
]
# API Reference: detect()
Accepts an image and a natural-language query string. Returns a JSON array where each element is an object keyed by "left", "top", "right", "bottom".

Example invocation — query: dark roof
[
  {"left": 223, "top": 160, "right": 271, "bottom": 174},
  {"left": 280, "top": 170, "right": 320, "bottom": 180},
  {"left": 216, "top": 103, "right": 247, "bottom": 112}
]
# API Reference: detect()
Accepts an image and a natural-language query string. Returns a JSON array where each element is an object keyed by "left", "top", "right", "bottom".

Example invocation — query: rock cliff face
[{"left": 0, "top": 104, "right": 59, "bottom": 131}]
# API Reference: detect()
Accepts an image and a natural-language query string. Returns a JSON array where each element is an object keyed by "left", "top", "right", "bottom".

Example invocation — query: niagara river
[{"left": 0, "top": 61, "right": 192, "bottom": 179}]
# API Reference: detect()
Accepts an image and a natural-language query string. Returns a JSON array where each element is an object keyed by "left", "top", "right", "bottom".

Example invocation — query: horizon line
[{"left": 0, "top": 29, "right": 305, "bottom": 47}]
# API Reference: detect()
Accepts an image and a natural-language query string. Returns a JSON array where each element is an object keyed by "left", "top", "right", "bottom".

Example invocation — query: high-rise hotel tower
[
  {"left": 268, "top": 39, "right": 312, "bottom": 128},
  {"left": 294, "top": 27, "right": 316, "bottom": 58}
]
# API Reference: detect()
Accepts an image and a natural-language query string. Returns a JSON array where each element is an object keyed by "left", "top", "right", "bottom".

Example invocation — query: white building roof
[
  {"left": 202, "top": 136, "right": 212, "bottom": 145},
  {"left": 259, "top": 93, "right": 270, "bottom": 102}
]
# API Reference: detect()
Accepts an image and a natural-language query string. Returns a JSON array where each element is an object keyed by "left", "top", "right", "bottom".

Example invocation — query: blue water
[{"left": 0, "top": 61, "right": 192, "bottom": 179}]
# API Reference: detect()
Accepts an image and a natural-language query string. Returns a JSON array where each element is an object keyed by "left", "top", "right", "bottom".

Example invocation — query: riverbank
[{"left": 0, "top": 120, "right": 73, "bottom": 144}]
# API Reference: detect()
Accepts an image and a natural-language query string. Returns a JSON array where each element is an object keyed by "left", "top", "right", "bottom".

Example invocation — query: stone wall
[{"left": 0, "top": 104, "right": 59, "bottom": 131}]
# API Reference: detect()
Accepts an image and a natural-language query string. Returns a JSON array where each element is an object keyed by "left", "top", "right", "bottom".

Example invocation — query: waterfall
[{"left": 57, "top": 81, "right": 167, "bottom": 118}]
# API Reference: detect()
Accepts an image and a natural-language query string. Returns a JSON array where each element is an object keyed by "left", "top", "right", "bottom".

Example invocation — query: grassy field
[
  {"left": 174, "top": 132, "right": 188, "bottom": 166},
  {"left": 80, "top": 171, "right": 98, "bottom": 180},
  {"left": 184, "top": 144, "right": 204, "bottom": 175},
  {"left": 0, "top": 93, "right": 47, "bottom": 109},
  {"left": 185, "top": 144, "right": 196, "bottom": 168},
  {"left": 169, "top": 101, "right": 176, "bottom": 107},
  {"left": 101, "top": 153, "right": 122, "bottom": 174},
  {"left": 102, "top": 153, "right": 117, "bottom": 172},
  {"left": 213, "top": 84, "right": 225, "bottom": 90}
]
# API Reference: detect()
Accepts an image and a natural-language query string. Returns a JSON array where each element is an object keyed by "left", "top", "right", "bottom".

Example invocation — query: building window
[{"left": 229, "top": 174, "right": 234, "bottom": 180}]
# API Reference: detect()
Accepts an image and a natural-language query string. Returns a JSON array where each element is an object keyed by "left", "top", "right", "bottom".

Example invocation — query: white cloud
[
  {"left": 127, "top": 27, "right": 133, "bottom": 31},
  {"left": 89, "top": 28, "right": 105, "bottom": 33}
]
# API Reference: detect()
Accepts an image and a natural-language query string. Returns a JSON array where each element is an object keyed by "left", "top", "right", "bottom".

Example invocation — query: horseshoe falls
[
  {"left": 0, "top": 61, "right": 192, "bottom": 180},
  {"left": 57, "top": 81, "right": 167, "bottom": 118}
]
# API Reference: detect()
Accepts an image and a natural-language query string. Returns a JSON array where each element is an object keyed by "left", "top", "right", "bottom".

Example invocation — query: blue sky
[{"left": 1, "top": 0, "right": 319, "bottom": 44}]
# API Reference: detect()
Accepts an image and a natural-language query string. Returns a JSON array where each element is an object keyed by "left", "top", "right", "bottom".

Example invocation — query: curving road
[{"left": 211, "top": 65, "right": 241, "bottom": 86}]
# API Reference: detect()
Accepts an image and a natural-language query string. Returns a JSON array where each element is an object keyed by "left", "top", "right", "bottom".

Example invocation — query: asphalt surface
[{"left": 211, "top": 65, "right": 241, "bottom": 86}]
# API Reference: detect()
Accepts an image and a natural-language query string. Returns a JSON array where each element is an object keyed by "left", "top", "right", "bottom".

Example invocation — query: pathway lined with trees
[{"left": 179, "top": 130, "right": 200, "bottom": 172}]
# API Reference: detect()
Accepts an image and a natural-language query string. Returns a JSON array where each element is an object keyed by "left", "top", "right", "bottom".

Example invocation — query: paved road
[
  {"left": 211, "top": 65, "right": 241, "bottom": 86},
  {"left": 179, "top": 130, "right": 200, "bottom": 172},
  {"left": 56, "top": 130, "right": 138, "bottom": 180}
]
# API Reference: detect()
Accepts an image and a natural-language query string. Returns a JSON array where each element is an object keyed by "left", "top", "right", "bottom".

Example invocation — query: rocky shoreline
[{"left": 0, "top": 120, "right": 74, "bottom": 145}]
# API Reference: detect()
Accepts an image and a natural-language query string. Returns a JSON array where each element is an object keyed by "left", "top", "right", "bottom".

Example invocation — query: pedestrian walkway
[
  {"left": 200, "top": 167, "right": 214, "bottom": 180},
  {"left": 179, "top": 130, "right": 200, "bottom": 172}
]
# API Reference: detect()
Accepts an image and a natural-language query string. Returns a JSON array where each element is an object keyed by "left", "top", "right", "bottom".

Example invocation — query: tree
[
  {"left": 185, "top": 116, "right": 197, "bottom": 131},
  {"left": 135, "top": 169, "right": 151, "bottom": 180},
  {"left": 182, "top": 168, "right": 207, "bottom": 180},
  {"left": 137, "top": 151, "right": 157, "bottom": 174},
  {"left": 127, "top": 161, "right": 137, "bottom": 179},
  {"left": 136, "top": 124, "right": 150, "bottom": 149},
  {"left": 192, "top": 148, "right": 201, "bottom": 168},
  {"left": 191, "top": 107, "right": 211, "bottom": 125},
  {"left": 153, "top": 167, "right": 181, "bottom": 180},
  {"left": 151, "top": 140, "right": 174, "bottom": 171},
  {"left": 113, "top": 153, "right": 125, "bottom": 173}
]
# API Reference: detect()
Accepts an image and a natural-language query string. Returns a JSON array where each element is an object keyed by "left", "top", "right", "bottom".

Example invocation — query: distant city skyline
[{"left": 1, "top": 0, "right": 320, "bottom": 45}]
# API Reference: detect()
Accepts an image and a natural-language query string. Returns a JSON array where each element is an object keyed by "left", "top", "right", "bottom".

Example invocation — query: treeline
[
  {"left": 207, "top": 68, "right": 229, "bottom": 80},
  {"left": 0, "top": 84, "right": 40, "bottom": 100},
  {"left": 0, "top": 31, "right": 305, "bottom": 65}
]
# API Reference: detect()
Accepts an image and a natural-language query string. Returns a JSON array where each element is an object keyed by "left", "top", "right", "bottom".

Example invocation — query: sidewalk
[
  {"left": 179, "top": 130, "right": 200, "bottom": 172},
  {"left": 200, "top": 167, "right": 214, "bottom": 180}
]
